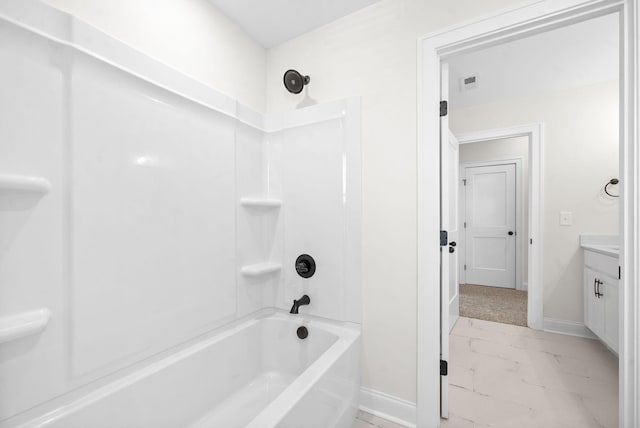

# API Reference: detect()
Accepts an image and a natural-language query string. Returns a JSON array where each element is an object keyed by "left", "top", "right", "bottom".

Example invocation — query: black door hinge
[
  {"left": 440, "top": 230, "right": 448, "bottom": 246},
  {"left": 619, "top": 266, "right": 621, "bottom": 280},
  {"left": 440, "top": 100, "right": 448, "bottom": 117},
  {"left": 440, "top": 360, "right": 448, "bottom": 376}
]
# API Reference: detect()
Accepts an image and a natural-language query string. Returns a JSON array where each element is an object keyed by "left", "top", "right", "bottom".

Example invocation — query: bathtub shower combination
[{"left": 0, "top": 1, "right": 361, "bottom": 427}]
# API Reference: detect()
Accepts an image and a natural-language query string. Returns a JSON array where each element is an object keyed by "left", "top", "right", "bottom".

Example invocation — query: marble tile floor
[
  {"left": 353, "top": 317, "right": 618, "bottom": 428},
  {"left": 442, "top": 317, "right": 618, "bottom": 427}
]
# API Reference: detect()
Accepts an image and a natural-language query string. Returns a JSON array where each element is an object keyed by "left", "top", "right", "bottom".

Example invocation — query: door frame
[
  {"left": 459, "top": 157, "right": 525, "bottom": 291},
  {"left": 416, "top": 1, "right": 638, "bottom": 427}
]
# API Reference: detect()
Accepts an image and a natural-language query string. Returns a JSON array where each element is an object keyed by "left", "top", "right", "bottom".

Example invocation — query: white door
[
  {"left": 463, "top": 163, "right": 516, "bottom": 288},
  {"left": 439, "top": 62, "right": 456, "bottom": 419},
  {"left": 443, "top": 132, "right": 460, "bottom": 332}
]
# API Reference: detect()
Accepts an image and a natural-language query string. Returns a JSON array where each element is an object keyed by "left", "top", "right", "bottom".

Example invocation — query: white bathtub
[{"left": 16, "top": 310, "right": 360, "bottom": 428}]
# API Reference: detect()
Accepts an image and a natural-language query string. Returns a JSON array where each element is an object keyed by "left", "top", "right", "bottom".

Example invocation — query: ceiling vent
[{"left": 459, "top": 74, "right": 479, "bottom": 91}]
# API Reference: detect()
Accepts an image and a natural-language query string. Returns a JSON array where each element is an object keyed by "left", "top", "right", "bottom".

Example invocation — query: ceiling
[
  {"left": 208, "top": 0, "right": 382, "bottom": 48},
  {"left": 448, "top": 13, "right": 619, "bottom": 109}
]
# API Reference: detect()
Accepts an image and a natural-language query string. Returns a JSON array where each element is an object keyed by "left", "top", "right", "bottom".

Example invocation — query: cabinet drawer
[{"left": 584, "top": 250, "right": 618, "bottom": 278}]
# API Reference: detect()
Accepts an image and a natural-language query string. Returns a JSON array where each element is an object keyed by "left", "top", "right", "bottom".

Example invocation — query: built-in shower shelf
[
  {"left": 240, "top": 197, "right": 282, "bottom": 209},
  {"left": 241, "top": 262, "right": 282, "bottom": 277},
  {"left": 0, "top": 308, "right": 52, "bottom": 344},
  {"left": 0, "top": 174, "right": 51, "bottom": 194}
]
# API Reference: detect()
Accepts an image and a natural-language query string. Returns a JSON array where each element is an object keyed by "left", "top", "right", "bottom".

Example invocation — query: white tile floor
[{"left": 353, "top": 317, "right": 618, "bottom": 428}]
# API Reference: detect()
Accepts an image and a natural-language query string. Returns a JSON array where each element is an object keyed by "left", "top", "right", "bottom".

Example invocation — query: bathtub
[{"left": 16, "top": 310, "right": 360, "bottom": 428}]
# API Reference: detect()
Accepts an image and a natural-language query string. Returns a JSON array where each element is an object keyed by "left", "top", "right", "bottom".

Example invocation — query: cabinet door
[
  {"left": 601, "top": 274, "right": 619, "bottom": 353},
  {"left": 584, "top": 268, "right": 605, "bottom": 338}
]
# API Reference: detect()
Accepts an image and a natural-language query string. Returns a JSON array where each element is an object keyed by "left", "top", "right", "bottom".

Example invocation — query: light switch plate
[{"left": 560, "top": 211, "right": 573, "bottom": 226}]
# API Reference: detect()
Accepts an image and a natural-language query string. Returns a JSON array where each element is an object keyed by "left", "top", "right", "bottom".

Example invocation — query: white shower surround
[{"left": 0, "top": 0, "right": 361, "bottom": 426}]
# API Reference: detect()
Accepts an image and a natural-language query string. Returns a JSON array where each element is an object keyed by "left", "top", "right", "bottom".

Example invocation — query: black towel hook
[{"left": 604, "top": 178, "right": 619, "bottom": 198}]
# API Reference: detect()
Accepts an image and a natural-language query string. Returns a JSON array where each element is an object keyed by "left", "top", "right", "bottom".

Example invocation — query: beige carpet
[{"left": 459, "top": 284, "right": 528, "bottom": 327}]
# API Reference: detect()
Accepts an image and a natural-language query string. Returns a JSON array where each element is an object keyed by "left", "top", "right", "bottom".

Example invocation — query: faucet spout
[{"left": 289, "top": 294, "right": 311, "bottom": 314}]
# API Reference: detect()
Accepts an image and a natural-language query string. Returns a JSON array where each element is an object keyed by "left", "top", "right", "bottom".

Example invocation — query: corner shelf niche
[
  {"left": 241, "top": 262, "right": 282, "bottom": 277},
  {"left": 240, "top": 197, "right": 281, "bottom": 209},
  {"left": 0, "top": 174, "right": 51, "bottom": 194},
  {"left": 0, "top": 308, "right": 52, "bottom": 344}
]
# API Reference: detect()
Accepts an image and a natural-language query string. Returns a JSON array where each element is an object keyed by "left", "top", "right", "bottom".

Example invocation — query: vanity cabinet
[{"left": 583, "top": 249, "right": 619, "bottom": 354}]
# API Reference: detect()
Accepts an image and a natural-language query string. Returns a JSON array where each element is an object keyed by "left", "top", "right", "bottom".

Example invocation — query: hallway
[{"left": 459, "top": 284, "right": 527, "bottom": 327}]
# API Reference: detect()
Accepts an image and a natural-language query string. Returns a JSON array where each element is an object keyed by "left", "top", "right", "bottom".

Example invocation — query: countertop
[
  {"left": 581, "top": 244, "right": 619, "bottom": 257},
  {"left": 580, "top": 234, "right": 620, "bottom": 258}
]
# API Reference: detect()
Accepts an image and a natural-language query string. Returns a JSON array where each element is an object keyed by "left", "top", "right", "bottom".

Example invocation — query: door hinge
[
  {"left": 462, "top": 179, "right": 466, "bottom": 186},
  {"left": 464, "top": 264, "right": 467, "bottom": 271},
  {"left": 619, "top": 266, "right": 621, "bottom": 280},
  {"left": 440, "top": 230, "right": 448, "bottom": 246},
  {"left": 530, "top": 238, "right": 533, "bottom": 245},
  {"left": 440, "top": 360, "right": 448, "bottom": 376},
  {"left": 463, "top": 221, "right": 467, "bottom": 228},
  {"left": 440, "top": 100, "right": 448, "bottom": 117}
]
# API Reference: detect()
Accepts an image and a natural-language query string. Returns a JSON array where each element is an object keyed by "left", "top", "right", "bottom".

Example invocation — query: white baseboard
[
  {"left": 359, "top": 387, "right": 416, "bottom": 427},
  {"left": 543, "top": 317, "right": 597, "bottom": 339}
]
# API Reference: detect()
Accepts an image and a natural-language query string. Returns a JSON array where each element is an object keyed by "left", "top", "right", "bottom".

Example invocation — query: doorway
[
  {"left": 417, "top": 1, "right": 639, "bottom": 427},
  {"left": 453, "top": 125, "right": 543, "bottom": 331},
  {"left": 442, "top": 12, "right": 620, "bottom": 426},
  {"left": 457, "top": 137, "right": 530, "bottom": 328}
]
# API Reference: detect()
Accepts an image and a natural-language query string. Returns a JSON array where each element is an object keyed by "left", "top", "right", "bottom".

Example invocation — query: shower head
[{"left": 283, "top": 69, "right": 310, "bottom": 94}]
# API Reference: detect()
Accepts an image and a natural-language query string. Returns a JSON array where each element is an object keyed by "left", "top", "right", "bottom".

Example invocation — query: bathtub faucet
[{"left": 290, "top": 295, "right": 311, "bottom": 314}]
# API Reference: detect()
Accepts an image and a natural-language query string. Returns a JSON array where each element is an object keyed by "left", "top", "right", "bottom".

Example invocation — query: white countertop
[
  {"left": 581, "top": 244, "right": 619, "bottom": 257},
  {"left": 580, "top": 234, "right": 620, "bottom": 257}
]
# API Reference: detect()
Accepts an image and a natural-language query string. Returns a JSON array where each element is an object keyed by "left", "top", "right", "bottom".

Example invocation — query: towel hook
[{"left": 604, "top": 178, "right": 619, "bottom": 198}]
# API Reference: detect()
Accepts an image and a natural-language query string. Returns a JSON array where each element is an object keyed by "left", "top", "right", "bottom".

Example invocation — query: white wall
[
  {"left": 265, "top": 0, "right": 519, "bottom": 403},
  {"left": 45, "top": 0, "right": 267, "bottom": 113},
  {"left": 451, "top": 80, "right": 619, "bottom": 323},
  {"left": 459, "top": 137, "right": 529, "bottom": 287}
]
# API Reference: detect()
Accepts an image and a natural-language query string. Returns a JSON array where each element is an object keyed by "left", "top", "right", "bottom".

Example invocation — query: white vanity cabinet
[{"left": 583, "top": 247, "right": 619, "bottom": 354}]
